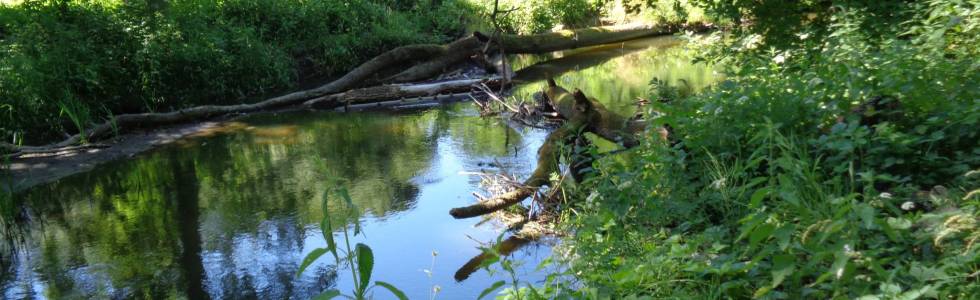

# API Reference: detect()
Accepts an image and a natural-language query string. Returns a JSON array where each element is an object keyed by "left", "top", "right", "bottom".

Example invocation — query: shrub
[
  {"left": 0, "top": 0, "right": 471, "bottom": 144},
  {"left": 557, "top": 1, "right": 980, "bottom": 298}
]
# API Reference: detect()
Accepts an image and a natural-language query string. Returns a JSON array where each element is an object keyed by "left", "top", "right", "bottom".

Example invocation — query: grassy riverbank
[{"left": 533, "top": 1, "right": 979, "bottom": 298}]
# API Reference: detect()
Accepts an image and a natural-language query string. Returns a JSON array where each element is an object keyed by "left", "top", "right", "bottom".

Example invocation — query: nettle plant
[{"left": 297, "top": 187, "right": 408, "bottom": 300}]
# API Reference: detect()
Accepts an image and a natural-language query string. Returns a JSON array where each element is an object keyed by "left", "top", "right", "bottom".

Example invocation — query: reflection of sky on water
[{"left": 2, "top": 35, "right": 718, "bottom": 299}]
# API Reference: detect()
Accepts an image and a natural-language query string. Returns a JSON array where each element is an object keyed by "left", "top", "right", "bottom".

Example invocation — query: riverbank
[
  {"left": 0, "top": 0, "right": 708, "bottom": 148},
  {"left": 0, "top": 0, "right": 473, "bottom": 145},
  {"left": 0, "top": 34, "right": 713, "bottom": 297},
  {"left": 527, "top": 1, "right": 979, "bottom": 298}
]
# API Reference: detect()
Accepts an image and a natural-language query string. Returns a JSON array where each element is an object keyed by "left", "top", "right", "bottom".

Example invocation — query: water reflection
[
  {"left": 1, "top": 35, "right": 719, "bottom": 299},
  {"left": 512, "top": 35, "right": 719, "bottom": 116}
]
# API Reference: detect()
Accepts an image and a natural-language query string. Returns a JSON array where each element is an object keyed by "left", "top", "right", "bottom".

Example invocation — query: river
[{"left": 1, "top": 35, "right": 718, "bottom": 299}]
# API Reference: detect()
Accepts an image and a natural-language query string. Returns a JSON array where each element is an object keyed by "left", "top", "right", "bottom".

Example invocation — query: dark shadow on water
[{"left": 454, "top": 235, "right": 532, "bottom": 282}]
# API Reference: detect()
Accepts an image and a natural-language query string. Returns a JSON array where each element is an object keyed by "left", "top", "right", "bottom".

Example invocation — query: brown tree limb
[{"left": 3, "top": 24, "right": 673, "bottom": 156}]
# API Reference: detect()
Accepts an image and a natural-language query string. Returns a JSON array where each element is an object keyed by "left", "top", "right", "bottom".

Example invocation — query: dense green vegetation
[
  {"left": 472, "top": 0, "right": 707, "bottom": 34},
  {"left": 0, "top": 0, "right": 470, "bottom": 144},
  {"left": 0, "top": 0, "right": 706, "bottom": 147},
  {"left": 4, "top": 0, "right": 977, "bottom": 298},
  {"left": 533, "top": 0, "right": 980, "bottom": 298}
]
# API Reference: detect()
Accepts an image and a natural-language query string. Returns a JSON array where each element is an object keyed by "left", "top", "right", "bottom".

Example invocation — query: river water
[{"left": 1, "top": 35, "right": 718, "bottom": 299}]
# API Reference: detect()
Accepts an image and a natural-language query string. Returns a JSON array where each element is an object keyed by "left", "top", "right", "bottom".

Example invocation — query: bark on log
[
  {"left": 304, "top": 78, "right": 504, "bottom": 109},
  {"left": 497, "top": 24, "right": 672, "bottom": 54},
  {"left": 449, "top": 187, "right": 537, "bottom": 219},
  {"left": 3, "top": 24, "right": 672, "bottom": 155},
  {"left": 449, "top": 81, "right": 644, "bottom": 219},
  {"left": 449, "top": 125, "right": 575, "bottom": 219}
]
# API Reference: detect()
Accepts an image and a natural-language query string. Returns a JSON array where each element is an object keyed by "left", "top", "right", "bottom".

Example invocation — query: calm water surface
[{"left": 1, "top": 35, "right": 718, "bottom": 299}]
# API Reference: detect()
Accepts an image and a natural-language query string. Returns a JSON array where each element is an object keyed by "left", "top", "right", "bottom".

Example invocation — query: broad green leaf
[
  {"left": 375, "top": 281, "right": 408, "bottom": 300},
  {"left": 816, "top": 251, "right": 850, "bottom": 285},
  {"left": 320, "top": 193, "right": 338, "bottom": 261},
  {"left": 478, "top": 280, "right": 506, "bottom": 300},
  {"left": 337, "top": 188, "right": 362, "bottom": 236},
  {"left": 313, "top": 289, "right": 342, "bottom": 300},
  {"left": 753, "top": 286, "right": 773, "bottom": 298},
  {"left": 749, "top": 186, "right": 772, "bottom": 209},
  {"left": 771, "top": 254, "right": 795, "bottom": 288},
  {"left": 749, "top": 223, "right": 775, "bottom": 250},
  {"left": 298, "top": 248, "right": 328, "bottom": 277},
  {"left": 355, "top": 243, "right": 374, "bottom": 291},
  {"left": 880, "top": 283, "right": 902, "bottom": 295},
  {"left": 535, "top": 256, "right": 553, "bottom": 271},
  {"left": 897, "top": 285, "right": 932, "bottom": 300},
  {"left": 857, "top": 204, "right": 876, "bottom": 229},
  {"left": 886, "top": 217, "right": 912, "bottom": 230}
]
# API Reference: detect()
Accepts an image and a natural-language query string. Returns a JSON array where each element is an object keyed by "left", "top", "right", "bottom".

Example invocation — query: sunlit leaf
[
  {"left": 749, "top": 186, "right": 772, "bottom": 209},
  {"left": 298, "top": 248, "right": 328, "bottom": 277},
  {"left": 375, "top": 281, "right": 408, "bottom": 300},
  {"left": 313, "top": 289, "right": 341, "bottom": 300},
  {"left": 478, "top": 280, "right": 506, "bottom": 300},
  {"left": 355, "top": 243, "right": 374, "bottom": 292},
  {"left": 321, "top": 192, "right": 338, "bottom": 261}
]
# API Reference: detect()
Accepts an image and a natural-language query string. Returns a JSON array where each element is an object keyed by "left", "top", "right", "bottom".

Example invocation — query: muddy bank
[{"left": 3, "top": 113, "right": 273, "bottom": 192}]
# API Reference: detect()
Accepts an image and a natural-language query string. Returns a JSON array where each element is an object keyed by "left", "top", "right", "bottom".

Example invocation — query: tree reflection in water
[{"left": 0, "top": 35, "right": 719, "bottom": 299}]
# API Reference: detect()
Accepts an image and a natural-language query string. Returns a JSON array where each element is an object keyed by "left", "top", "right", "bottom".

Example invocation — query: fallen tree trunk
[
  {"left": 3, "top": 24, "right": 671, "bottom": 156},
  {"left": 449, "top": 80, "right": 646, "bottom": 219},
  {"left": 304, "top": 78, "right": 505, "bottom": 109},
  {"left": 449, "top": 124, "right": 578, "bottom": 219}
]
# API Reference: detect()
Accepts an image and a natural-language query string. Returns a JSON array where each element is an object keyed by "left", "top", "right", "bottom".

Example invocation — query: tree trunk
[
  {"left": 448, "top": 80, "right": 646, "bottom": 219},
  {"left": 304, "top": 78, "right": 504, "bottom": 109}
]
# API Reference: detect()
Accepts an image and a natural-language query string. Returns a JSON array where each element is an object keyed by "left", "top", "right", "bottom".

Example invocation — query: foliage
[
  {"left": 298, "top": 186, "right": 408, "bottom": 300},
  {"left": 470, "top": 0, "right": 708, "bottom": 35},
  {"left": 470, "top": 0, "right": 604, "bottom": 34},
  {"left": 0, "top": 0, "right": 471, "bottom": 144},
  {"left": 549, "top": 1, "right": 980, "bottom": 298},
  {"left": 605, "top": 0, "right": 708, "bottom": 26}
]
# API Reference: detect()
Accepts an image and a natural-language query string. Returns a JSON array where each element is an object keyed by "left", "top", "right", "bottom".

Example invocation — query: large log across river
[{"left": 1, "top": 24, "right": 674, "bottom": 155}]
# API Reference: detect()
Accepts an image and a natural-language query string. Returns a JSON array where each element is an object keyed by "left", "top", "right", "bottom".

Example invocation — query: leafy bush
[
  {"left": 554, "top": 1, "right": 980, "bottom": 298},
  {"left": 471, "top": 0, "right": 604, "bottom": 34},
  {"left": 605, "top": 0, "right": 708, "bottom": 26},
  {"left": 0, "top": 0, "right": 471, "bottom": 144}
]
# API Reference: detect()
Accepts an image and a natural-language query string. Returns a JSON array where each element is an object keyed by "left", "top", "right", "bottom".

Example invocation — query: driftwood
[
  {"left": 2, "top": 24, "right": 671, "bottom": 156},
  {"left": 449, "top": 79, "right": 647, "bottom": 219}
]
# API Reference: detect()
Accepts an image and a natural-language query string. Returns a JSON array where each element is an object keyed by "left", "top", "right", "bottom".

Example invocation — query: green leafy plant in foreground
[{"left": 297, "top": 187, "right": 408, "bottom": 300}]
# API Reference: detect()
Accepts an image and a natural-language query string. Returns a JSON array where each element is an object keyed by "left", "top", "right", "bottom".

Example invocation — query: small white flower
[
  {"left": 901, "top": 201, "right": 916, "bottom": 211},
  {"left": 880, "top": 192, "right": 893, "bottom": 199},
  {"left": 774, "top": 54, "right": 786, "bottom": 64}
]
